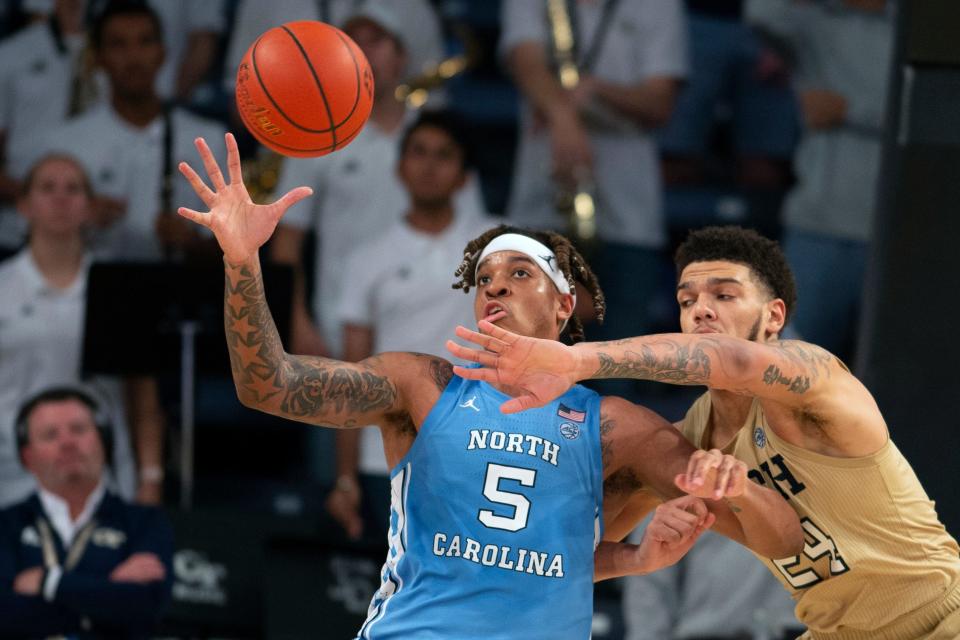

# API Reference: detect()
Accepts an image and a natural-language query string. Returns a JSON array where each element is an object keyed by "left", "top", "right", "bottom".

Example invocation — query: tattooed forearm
[
  {"left": 593, "top": 339, "right": 714, "bottom": 386},
  {"left": 224, "top": 258, "right": 396, "bottom": 426}
]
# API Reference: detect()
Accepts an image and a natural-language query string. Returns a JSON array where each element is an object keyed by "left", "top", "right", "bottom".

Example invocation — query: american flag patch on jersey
[{"left": 557, "top": 404, "right": 585, "bottom": 423}]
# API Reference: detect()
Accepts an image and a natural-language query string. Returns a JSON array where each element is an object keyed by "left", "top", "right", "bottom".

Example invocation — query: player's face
[
  {"left": 18, "top": 158, "right": 92, "bottom": 236},
  {"left": 473, "top": 251, "right": 574, "bottom": 340},
  {"left": 96, "top": 14, "right": 165, "bottom": 99},
  {"left": 397, "top": 126, "right": 466, "bottom": 208},
  {"left": 345, "top": 21, "right": 406, "bottom": 94},
  {"left": 677, "top": 261, "right": 785, "bottom": 343},
  {"left": 22, "top": 400, "right": 105, "bottom": 492}
]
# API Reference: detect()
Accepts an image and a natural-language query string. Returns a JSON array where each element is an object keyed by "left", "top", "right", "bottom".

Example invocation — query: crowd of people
[{"left": 1, "top": 1, "right": 941, "bottom": 639}]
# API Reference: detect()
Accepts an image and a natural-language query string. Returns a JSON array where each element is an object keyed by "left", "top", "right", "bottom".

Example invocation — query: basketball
[{"left": 235, "top": 21, "right": 374, "bottom": 158}]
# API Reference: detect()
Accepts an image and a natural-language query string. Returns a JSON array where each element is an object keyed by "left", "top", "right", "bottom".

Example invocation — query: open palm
[
  {"left": 177, "top": 133, "right": 312, "bottom": 263},
  {"left": 447, "top": 320, "right": 580, "bottom": 413}
]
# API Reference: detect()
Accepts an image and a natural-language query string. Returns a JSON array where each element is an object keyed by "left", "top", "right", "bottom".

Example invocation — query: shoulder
[
  {"left": 0, "top": 495, "right": 38, "bottom": 528},
  {"left": 0, "top": 23, "right": 46, "bottom": 60}
]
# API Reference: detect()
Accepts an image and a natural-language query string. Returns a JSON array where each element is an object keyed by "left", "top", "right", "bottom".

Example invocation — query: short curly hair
[
  {"left": 452, "top": 224, "right": 605, "bottom": 343},
  {"left": 675, "top": 226, "right": 797, "bottom": 323}
]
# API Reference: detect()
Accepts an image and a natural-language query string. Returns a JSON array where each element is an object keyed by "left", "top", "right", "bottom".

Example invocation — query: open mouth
[{"left": 483, "top": 303, "right": 508, "bottom": 323}]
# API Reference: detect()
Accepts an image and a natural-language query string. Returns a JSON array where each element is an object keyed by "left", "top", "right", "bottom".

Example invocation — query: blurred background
[{"left": 0, "top": 0, "right": 957, "bottom": 637}]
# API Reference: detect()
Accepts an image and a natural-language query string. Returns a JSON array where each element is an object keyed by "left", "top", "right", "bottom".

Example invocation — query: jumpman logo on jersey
[
  {"left": 459, "top": 395, "right": 481, "bottom": 412},
  {"left": 539, "top": 254, "right": 557, "bottom": 271}
]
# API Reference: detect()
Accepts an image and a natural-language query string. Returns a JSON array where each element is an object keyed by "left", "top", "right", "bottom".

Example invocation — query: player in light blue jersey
[{"left": 176, "top": 135, "right": 803, "bottom": 639}]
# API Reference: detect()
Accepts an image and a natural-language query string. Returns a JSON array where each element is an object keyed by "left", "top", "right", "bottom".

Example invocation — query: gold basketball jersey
[{"left": 681, "top": 393, "right": 960, "bottom": 639}]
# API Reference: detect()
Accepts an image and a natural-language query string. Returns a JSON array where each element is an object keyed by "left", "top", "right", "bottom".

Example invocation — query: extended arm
[
  {"left": 599, "top": 397, "right": 803, "bottom": 559},
  {"left": 178, "top": 134, "right": 415, "bottom": 429}
]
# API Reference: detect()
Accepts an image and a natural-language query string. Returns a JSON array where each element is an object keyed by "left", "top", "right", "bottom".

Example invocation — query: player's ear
[
  {"left": 765, "top": 298, "right": 786, "bottom": 338},
  {"left": 558, "top": 292, "right": 575, "bottom": 323}
]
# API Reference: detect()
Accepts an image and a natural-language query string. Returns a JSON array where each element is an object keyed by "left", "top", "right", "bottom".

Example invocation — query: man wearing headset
[{"left": 0, "top": 386, "right": 173, "bottom": 638}]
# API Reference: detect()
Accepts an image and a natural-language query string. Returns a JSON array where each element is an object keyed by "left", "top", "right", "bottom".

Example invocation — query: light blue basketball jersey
[{"left": 355, "top": 372, "right": 604, "bottom": 640}]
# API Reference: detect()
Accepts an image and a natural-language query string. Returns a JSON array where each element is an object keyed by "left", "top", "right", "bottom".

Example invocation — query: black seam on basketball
[
  {"left": 249, "top": 30, "right": 335, "bottom": 135},
  {"left": 245, "top": 118, "right": 365, "bottom": 153},
  {"left": 330, "top": 29, "right": 363, "bottom": 127},
  {"left": 280, "top": 25, "right": 338, "bottom": 149}
]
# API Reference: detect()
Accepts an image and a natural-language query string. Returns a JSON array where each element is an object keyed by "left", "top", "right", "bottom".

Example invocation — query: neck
[
  {"left": 111, "top": 93, "right": 163, "bottom": 128},
  {"left": 370, "top": 90, "right": 406, "bottom": 132},
  {"left": 46, "top": 480, "right": 99, "bottom": 521},
  {"left": 706, "top": 389, "right": 754, "bottom": 448},
  {"left": 405, "top": 202, "right": 454, "bottom": 234},
  {"left": 55, "top": 1, "right": 84, "bottom": 35},
  {"left": 30, "top": 234, "right": 85, "bottom": 289}
]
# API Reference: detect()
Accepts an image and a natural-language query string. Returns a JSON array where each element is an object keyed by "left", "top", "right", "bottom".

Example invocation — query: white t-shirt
[
  {"left": 275, "top": 114, "right": 485, "bottom": 355},
  {"left": 24, "top": 0, "right": 226, "bottom": 100},
  {"left": 0, "top": 249, "right": 135, "bottom": 507},
  {"left": 338, "top": 210, "right": 497, "bottom": 474},
  {"left": 35, "top": 104, "right": 226, "bottom": 261},
  {"left": 499, "top": 0, "right": 688, "bottom": 248},
  {"left": 0, "top": 21, "right": 104, "bottom": 248},
  {"left": 224, "top": 0, "right": 444, "bottom": 90}
]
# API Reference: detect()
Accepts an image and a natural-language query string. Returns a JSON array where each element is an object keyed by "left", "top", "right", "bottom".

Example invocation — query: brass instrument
[
  {"left": 545, "top": 0, "right": 597, "bottom": 242},
  {"left": 395, "top": 23, "right": 481, "bottom": 110}
]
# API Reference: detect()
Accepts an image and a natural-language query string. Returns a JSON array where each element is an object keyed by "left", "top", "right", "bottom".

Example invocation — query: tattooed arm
[
  {"left": 224, "top": 254, "right": 441, "bottom": 428},
  {"left": 449, "top": 322, "right": 869, "bottom": 415},
  {"left": 599, "top": 397, "right": 803, "bottom": 559},
  {"left": 176, "top": 134, "right": 450, "bottom": 430}
]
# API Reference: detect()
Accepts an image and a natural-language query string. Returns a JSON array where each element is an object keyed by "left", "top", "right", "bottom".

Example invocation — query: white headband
[{"left": 476, "top": 233, "right": 574, "bottom": 299}]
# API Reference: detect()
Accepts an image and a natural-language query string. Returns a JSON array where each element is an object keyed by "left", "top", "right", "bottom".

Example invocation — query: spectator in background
[
  {"left": 25, "top": 0, "right": 226, "bottom": 103},
  {"left": 34, "top": 0, "right": 226, "bottom": 261},
  {"left": 326, "top": 110, "right": 495, "bottom": 541},
  {"left": 0, "top": 0, "right": 104, "bottom": 256},
  {"left": 747, "top": 0, "right": 894, "bottom": 362},
  {"left": 270, "top": 3, "right": 484, "bottom": 358},
  {"left": 0, "top": 154, "right": 166, "bottom": 507},
  {"left": 224, "top": 0, "right": 445, "bottom": 96},
  {"left": 623, "top": 519, "right": 803, "bottom": 640},
  {"left": 499, "top": 0, "right": 687, "bottom": 399},
  {"left": 0, "top": 385, "right": 173, "bottom": 639},
  {"left": 658, "top": 0, "right": 798, "bottom": 190}
]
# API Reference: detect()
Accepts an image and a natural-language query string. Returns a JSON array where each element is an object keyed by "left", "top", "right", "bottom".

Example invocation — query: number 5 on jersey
[{"left": 478, "top": 463, "right": 536, "bottom": 532}]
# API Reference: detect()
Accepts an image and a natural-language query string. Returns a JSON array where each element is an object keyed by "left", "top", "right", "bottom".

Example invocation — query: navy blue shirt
[{"left": 0, "top": 491, "right": 174, "bottom": 639}]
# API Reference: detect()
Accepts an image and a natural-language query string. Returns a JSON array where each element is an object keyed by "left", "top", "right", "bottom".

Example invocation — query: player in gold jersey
[{"left": 447, "top": 226, "right": 960, "bottom": 639}]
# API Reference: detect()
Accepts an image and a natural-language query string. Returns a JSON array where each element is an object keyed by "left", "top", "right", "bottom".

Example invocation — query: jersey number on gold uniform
[{"left": 774, "top": 517, "right": 850, "bottom": 588}]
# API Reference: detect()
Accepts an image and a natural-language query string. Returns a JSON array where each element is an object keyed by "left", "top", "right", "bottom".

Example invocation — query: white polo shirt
[
  {"left": 34, "top": 104, "right": 226, "bottom": 261},
  {"left": 0, "top": 20, "right": 104, "bottom": 248},
  {"left": 499, "top": 0, "right": 688, "bottom": 248},
  {"left": 337, "top": 210, "right": 497, "bottom": 474},
  {"left": 0, "top": 249, "right": 135, "bottom": 507},
  {"left": 274, "top": 114, "right": 485, "bottom": 355},
  {"left": 24, "top": 0, "right": 227, "bottom": 100},
  {"left": 224, "top": 0, "right": 444, "bottom": 90}
]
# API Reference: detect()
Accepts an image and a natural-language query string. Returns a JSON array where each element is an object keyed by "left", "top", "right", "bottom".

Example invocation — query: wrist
[
  {"left": 139, "top": 465, "right": 164, "bottom": 484},
  {"left": 570, "top": 343, "right": 593, "bottom": 381},
  {"left": 334, "top": 474, "right": 360, "bottom": 494}
]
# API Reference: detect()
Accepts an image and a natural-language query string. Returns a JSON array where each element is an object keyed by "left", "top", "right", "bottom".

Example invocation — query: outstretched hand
[
  {"left": 177, "top": 133, "right": 312, "bottom": 263},
  {"left": 447, "top": 320, "right": 580, "bottom": 413}
]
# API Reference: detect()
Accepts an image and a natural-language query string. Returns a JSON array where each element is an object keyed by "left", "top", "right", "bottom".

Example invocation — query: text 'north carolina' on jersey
[{"left": 356, "top": 373, "right": 603, "bottom": 640}]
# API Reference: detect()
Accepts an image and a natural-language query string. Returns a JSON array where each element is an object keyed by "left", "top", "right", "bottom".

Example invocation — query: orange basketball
[{"left": 235, "top": 21, "right": 374, "bottom": 157}]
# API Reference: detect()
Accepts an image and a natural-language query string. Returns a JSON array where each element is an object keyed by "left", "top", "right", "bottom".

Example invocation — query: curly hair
[
  {"left": 675, "top": 226, "right": 797, "bottom": 323},
  {"left": 452, "top": 225, "right": 605, "bottom": 343}
]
